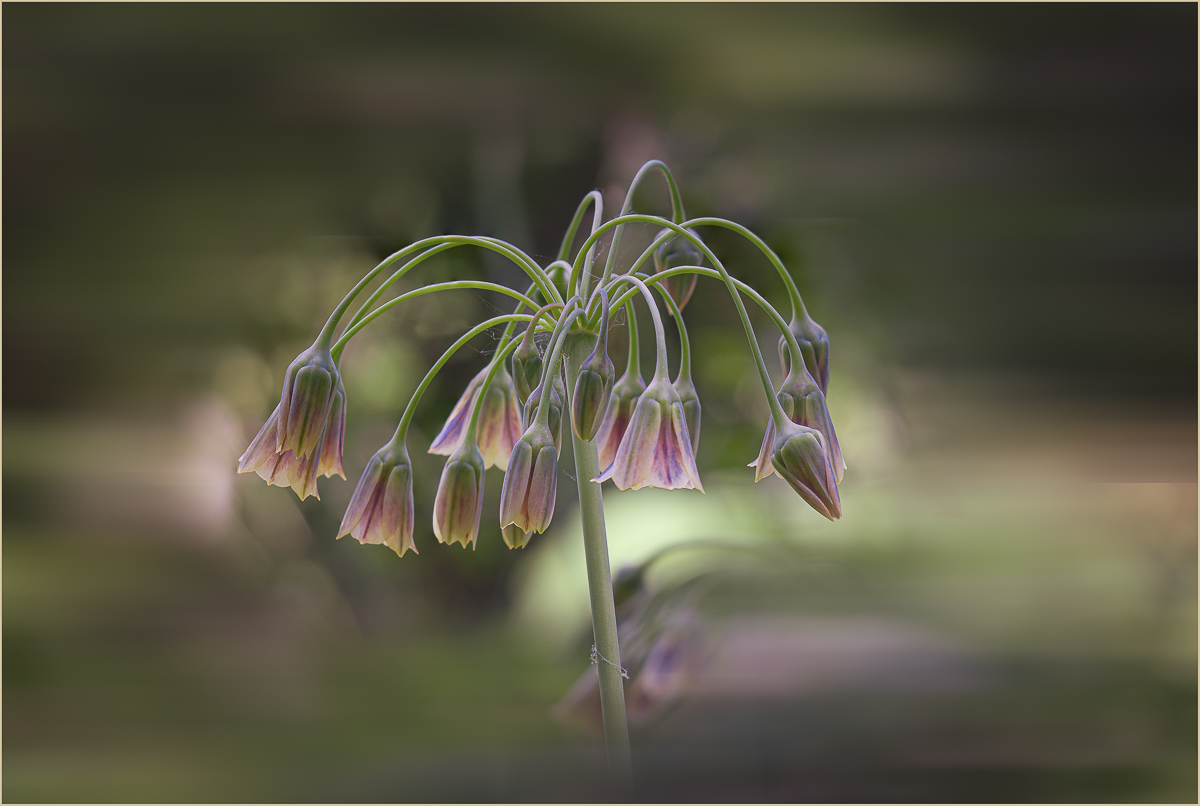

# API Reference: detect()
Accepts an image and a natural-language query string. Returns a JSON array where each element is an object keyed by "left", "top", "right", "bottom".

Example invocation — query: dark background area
[{"left": 4, "top": 4, "right": 1196, "bottom": 802}]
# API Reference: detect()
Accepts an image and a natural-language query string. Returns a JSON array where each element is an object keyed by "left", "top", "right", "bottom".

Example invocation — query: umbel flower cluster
[{"left": 238, "top": 161, "right": 844, "bottom": 557}]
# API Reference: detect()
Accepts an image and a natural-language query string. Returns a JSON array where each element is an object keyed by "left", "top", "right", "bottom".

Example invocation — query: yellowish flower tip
[
  {"left": 499, "top": 422, "right": 559, "bottom": 535},
  {"left": 593, "top": 377, "right": 703, "bottom": 493},
  {"left": 337, "top": 442, "right": 417, "bottom": 558}
]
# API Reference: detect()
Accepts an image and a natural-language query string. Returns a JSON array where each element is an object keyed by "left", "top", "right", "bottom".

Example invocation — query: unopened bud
[
  {"left": 511, "top": 338, "right": 543, "bottom": 406},
  {"left": 770, "top": 420, "right": 841, "bottom": 521},
  {"left": 499, "top": 422, "right": 559, "bottom": 535},
  {"left": 778, "top": 315, "right": 831, "bottom": 395},
  {"left": 653, "top": 228, "right": 704, "bottom": 310},
  {"left": 433, "top": 442, "right": 486, "bottom": 548}
]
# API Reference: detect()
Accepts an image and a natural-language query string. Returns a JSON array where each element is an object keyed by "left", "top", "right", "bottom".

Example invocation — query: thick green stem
[{"left": 565, "top": 333, "right": 633, "bottom": 793}]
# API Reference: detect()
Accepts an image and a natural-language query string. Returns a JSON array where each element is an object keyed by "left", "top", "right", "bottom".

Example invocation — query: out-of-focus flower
[
  {"left": 429, "top": 362, "right": 523, "bottom": 470},
  {"left": 511, "top": 337, "right": 543, "bottom": 406},
  {"left": 238, "top": 405, "right": 324, "bottom": 500},
  {"left": 653, "top": 228, "right": 704, "bottom": 311},
  {"left": 674, "top": 375, "right": 701, "bottom": 454},
  {"left": 277, "top": 343, "right": 340, "bottom": 458},
  {"left": 433, "top": 442, "right": 486, "bottom": 548},
  {"left": 770, "top": 419, "right": 841, "bottom": 521},
  {"left": 499, "top": 422, "right": 558, "bottom": 535},
  {"left": 750, "top": 364, "right": 844, "bottom": 482},
  {"left": 522, "top": 373, "right": 565, "bottom": 452},
  {"left": 594, "top": 377, "right": 703, "bottom": 492},
  {"left": 337, "top": 441, "right": 415, "bottom": 557},
  {"left": 778, "top": 315, "right": 830, "bottom": 395},
  {"left": 595, "top": 369, "right": 645, "bottom": 470}
]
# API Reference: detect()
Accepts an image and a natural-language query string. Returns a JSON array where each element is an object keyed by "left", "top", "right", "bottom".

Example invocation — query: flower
[
  {"left": 432, "top": 441, "right": 486, "bottom": 548},
  {"left": 238, "top": 404, "right": 325, "bottom": 500},
  {"left": 593, "top": 376, "right": 703, "bottom": 492},
  {"left": 277, "top": 342, "right": 340, "bottom": 458},
  {"left": 316, "top": 377, "right": 347, "bottom": 479},
  {"left": 770, "top": 419, "right": 841, "bottom": 521},
  {"left": 778, "top": 315, "right": 830, "bottom": 395},
  {"left": 510, "top": 338, "right": 543, "bottom": 406},
  {"left": 653, "top": 228, "right": 703, "bottom": 311},
  {"left": 522, "top": 373, "right": 565, "bottom": 452},
  {"left": 750, "top": 365, "right": 844, "bottom": 483},
  {"left": 572, "top": 341, "right": 615, "bottom": 442},
  {"left": 594, "top": 369, "right": 645, "bottom": 470},
  {"left": 673, "top": 375, "right": 701, "bottom": 454},
  {"left": 499, "top": 422, "right": 558, "bottom": 534},
  {"left": 337, "top": 442, "right": 416, "bottom": 557},
  {"left": 429, "top": 362, "right": 523, "bottom": 470}
]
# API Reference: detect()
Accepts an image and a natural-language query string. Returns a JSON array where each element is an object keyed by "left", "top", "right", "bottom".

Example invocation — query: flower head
[
  {"left": 432, "top": 441, "right": 486, "bottom": 549},
  {"left": 429, "top": 362, "right": 523, "bottom": 470},
  {"left": 510, "top": 338, "right": 543, "bottom": 406},
  {"left": 770, "top": 419, "right": 841, "bottom": 521},
  {"left": 594, "top": 376, "right": 703, "bottom": 492},
  {"left": 750, "top": 364, "right": 844, "bottom": 483},
  {"left": 337, "top": 441, "right": 416, "bottom": 557},
  {"left": 653, "top": 228, "right": 703, "bottom": 311},
  {"left": 522, "top": 373, "right": 565, "bottom": 453},
  {"left": 778, "top": 315, "right": 830, "bottom": 395},
  {"left": 594, "top": 369, "right": 645, "bottom": 470},
  {"left": 238, "top": 404, "right": 326, "bottom": 500},
  {"left": 499, "top": 422, "right": 558, "bottom": 535},
  {"left": 277, "top": 342, "right": 340, "bottom": 458}
]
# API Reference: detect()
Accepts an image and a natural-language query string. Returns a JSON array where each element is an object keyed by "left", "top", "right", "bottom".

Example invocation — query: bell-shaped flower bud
[
  {"left": 277, "top": 342, "right": 340, "bottom": 459},
  {"left": 594, "top": 369, "right": 646, "bottom": 470},
  {"left": 432, "top": 441, "right": 486, "bottom": 549},
  {"left": 337, "top": 441, "right": 416, "bottom": 557},
  {"left": 750, "top": 364, "right": 844, "bottom": 483},
  {"left": 593, "top": 377, "right": 704, "bottom": 492},
  {"left": 499, "top": 422, "right": 559, "bottom": 535},
  {"left": 510, "top": 338, "right": 543, "bottom": 406},
  {"left": 572, "top": 293, "right": 615, "bottom": 441},
  {"left": 653, "top": 228, "right": 704, "bottom": 311},
  {"left": 522, "top": 372, "right": 565, "bottom": 453},
  {"left": 778, "top": 315, "right": 831, "bottom": 395},
  {"left": 238, "top": 404, "right": 325, "bottom": 500},
  {"left": 429, "top": 362, "right": 523, "bottom": 470},
  {"left": 770, "top": 419, "right": 842, "bottom": 521},
  {"left": 673, "top": 376, "right": 701, "bottom": 454}
]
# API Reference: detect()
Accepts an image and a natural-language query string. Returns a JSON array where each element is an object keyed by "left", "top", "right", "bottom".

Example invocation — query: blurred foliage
[{"left": 4, "top": 3, "right": 1196, "bottom": 802}]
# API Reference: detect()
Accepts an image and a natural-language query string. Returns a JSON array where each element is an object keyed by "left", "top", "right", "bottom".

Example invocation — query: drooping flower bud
[
  {"left": 594, "top": 376, "right": 703, "bottom": 492},
  {"left": 499, "top": 422, "right": 559, "bottom": 535},
  {"left": 750, "top": 362, "right": 844, "bottom": 483},
  {"left": 432, "top": 441, "right": 486, "bottom": 549},
  {"left": 673, "top": 375, "right": 701, "bottom": 454},
  {"left": 337, "top": 441, "right": 416, "bottom": 557},
  {"left": 522, "top": 372, "right": 565, "bottom": 452},
  {"left": 778, "top": 315, "right": 830, "bottom": 395},
  {"left": 572, "top": 292, "right": 615, "bottom": 441},
  {"left": 429, "top": 362, "right": 523, "bottom": 470},
  {"left": 594, "top": 369, "right": 646, "bottom": 470},
  {"left": 652, "top": 228, "right": 704, "bottom": 310},
  {"left": 510, "top": 338, "right": 543, "bottom": 406},
  {"left": 277, "top": 342, "right": 340, "bottom": 459},
  {"left": 770, "top": 419, "right": 841, "bottom": 521}
]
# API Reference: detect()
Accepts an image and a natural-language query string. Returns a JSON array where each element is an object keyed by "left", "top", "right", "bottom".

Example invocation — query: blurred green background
[{"left": 4, "top": 3, "right": 1196, "bottom": 802}]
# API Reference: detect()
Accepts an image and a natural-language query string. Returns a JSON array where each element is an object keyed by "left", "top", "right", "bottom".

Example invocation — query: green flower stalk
[
  {"left": 657, "top": 285, "right": 700, "bottom": 454},
  {"left": 594, "top": 301, "right": 646, "bottom": 470}
]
